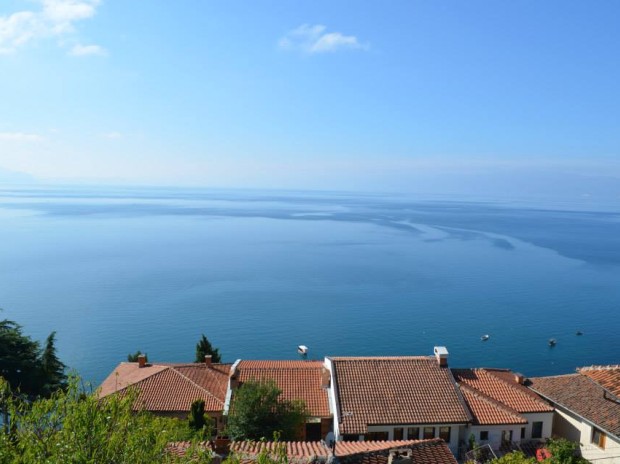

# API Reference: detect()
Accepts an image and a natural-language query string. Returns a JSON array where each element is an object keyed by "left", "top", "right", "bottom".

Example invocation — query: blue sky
[{"left": 1, "top": 1, "right": 619, "bottom": 195}]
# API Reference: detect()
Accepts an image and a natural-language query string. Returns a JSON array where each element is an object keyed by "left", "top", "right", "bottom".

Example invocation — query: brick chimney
[
  {"left": 433, "top": 346, "right": 449, "bottom": 367},
  {"left": 138, "top": 354, "right": 146, "bottom": 368},
  {"left": 321, "top": 367, "right": 331, "bottom": 389},
  {"left": 205, "top": 355, "right": 212, "bottom": 367}
]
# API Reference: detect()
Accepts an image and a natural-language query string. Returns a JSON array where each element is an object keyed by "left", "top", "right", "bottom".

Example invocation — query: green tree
[
  {"left": 0, "top": 318, "right": 42, "bottom": 397},
  {"left": 490, "top": 451, "right": 537, "bottom": 464},
  {"left": 188, "top": 399, "right": 214, "bottom": 439},
  {"left": 127, "top": 351, "right": 148, "bottom": 362},
  {"left": 226, "top": 379, "right": 307, "bottom": 441},
  {"left": 546, "top": 438, "right": 587, "bottom": 464},
  {"left": 0, "top": 376, "right": 214, "bottom": 464},
  {"left": 40, "top": 331, "right": 67, "bottom": 397},
  {"left": 195, "top": 334, "right": 221, "bottom": 363}
]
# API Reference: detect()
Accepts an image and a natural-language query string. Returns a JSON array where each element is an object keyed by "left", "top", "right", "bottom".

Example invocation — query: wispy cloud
[
  {"left": 70, "top": 43, "right": 107, "bottom": 56},
  {"left": 102, "top": 131, "right": 122, "bottom": 139},
  {"left": 0, "top": 132, "right": 43, "bottom": 141},
  {"left": 279, "top": 24, "right": 367, "bottom": 54},
  {"left": 0, "top": 0, "right": 103, "bottom": 55}
]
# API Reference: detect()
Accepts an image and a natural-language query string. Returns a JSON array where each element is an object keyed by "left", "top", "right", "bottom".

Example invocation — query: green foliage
[
  {"left": 0, "top": 316, "right": 66, "bottom": 398},
  {"left": 188, "top": 399, "right": 214, "bottom": 439},
  {"left": 491, "top": 451, "right": 537, "bottom": 464},
  {"left": 226, "top": 379, "right": 307, "bottom": 441},
  {"left": 195, "top": 334, "right": 221, "bottom": 363},
  {"left": 0, "top": 376, "right": 214, "bottom": 464},
  {"left": 0, "top": 318, "right": 43, "bottom": 397},
  {"left": 40, "top": 331, "right": 67, "bottom": 396},
  {"left": 223, "top": 433, "right": 288, "bottom": 464},
  {"left": 127, "top": 351, "right": 148, "bottom": 362},
  {"left": 469, "top": 433, "right": 477, "bottom": 451},
  {"left": 546, "top": 438, "right": 588, "bottom": 464}
]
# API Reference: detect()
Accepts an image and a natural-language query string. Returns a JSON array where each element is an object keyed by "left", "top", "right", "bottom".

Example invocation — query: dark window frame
[{"left": 532, "top": 421, "right": 543, "bottom": 439}]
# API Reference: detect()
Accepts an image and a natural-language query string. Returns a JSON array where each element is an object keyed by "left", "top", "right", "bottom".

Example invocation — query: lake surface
[{"left": 1, "top": 186, "right": 619, "bottom": 385}]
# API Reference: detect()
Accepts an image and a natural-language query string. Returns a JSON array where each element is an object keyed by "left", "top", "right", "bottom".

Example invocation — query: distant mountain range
[{"left": 0, "top": 168, "right": 38, "bottom": 185}]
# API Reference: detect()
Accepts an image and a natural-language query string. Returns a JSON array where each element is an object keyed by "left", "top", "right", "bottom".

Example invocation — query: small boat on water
[
  {"left": 576, "top": 331, "right": 583, "bottom": 336},
  {"left": 481, "top": 334, "right": 490, "bottom": 341},
  {"left": 548, "top": 338, "right": 557, "bottom": 347},
  {"left": 297, "top": 345, "right": 308, "bottom": 356}
]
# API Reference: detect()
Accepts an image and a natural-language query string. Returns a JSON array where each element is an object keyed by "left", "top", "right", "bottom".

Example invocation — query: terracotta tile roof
[
  {"left": 230, "top": 439, "right": 439, "bottom": 458},
  {"left": 452, "top": 369, "right": 552, "bottom": 413},
  {"left": 341, "top": 439, "right": 458, "bottom": 464},
  {"left": 330, "top": 357, "right": 470, "bottom": 434},
  {"left": 234, "top": 360, "right": 330, "bottom": 418},
  {"left": 98, "top": 362, "right": 231, "bottom": 413},
  {"left": 231, "top": 440, "right": 328, "bottom": 458},
  {"left": 578, "top": 365, "right": 620, "bottom": 397},
  {"left": 529, "top": 373, "right": 620, "bottom": 439},
  {"left": 459, "top": 384, "right": 527, "bottom": 425},
  {"left": 167, "top": 439, "right": 457, "bottom": 464}
]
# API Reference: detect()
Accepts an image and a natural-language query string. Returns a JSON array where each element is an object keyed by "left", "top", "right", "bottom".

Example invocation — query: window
[
  {"left": 521, "top": 427, "right": 526, "bottom": 439},
  {"left": 407, "top": 427, "right": 420, "bottom": 439},
  {"left": 439, "top": 427, "right": 451, "bottom": 442},
  {"left": 532, "top": 421, "right": 543, "bottom": 439},
  {"left": 393, "top": 428, "right": 404, "bottom": 440},
  {"left": 365, "top": 431, "right": 389, "bottom": 441},
  {"left": 592, "top": 428, "right": 606, "bottom": 449},
  {"left": 480, "top": 431, "right": 489, "bottom": 441},
  {"left": 423, "top": 427, "right": 435, "bottom": 439}
]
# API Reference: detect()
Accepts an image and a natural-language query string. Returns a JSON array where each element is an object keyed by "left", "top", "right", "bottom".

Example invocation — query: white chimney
[{"left": 434, "top": 346, "right": 449, "bottom": 367}]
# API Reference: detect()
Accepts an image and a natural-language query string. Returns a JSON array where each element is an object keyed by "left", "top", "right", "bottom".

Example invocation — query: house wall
[
  {"left": 522, "top": 412, "right": 554, "bottom": 441},
  {"left": 460, "top": 425, "right": 525, "bottom": 450},
  {"left": 365, "top": 424, "right": 464, "bottom": 454},
  {"left": 553, "top": 406, "right": 620, "bottom": 464},
  {"left": 456, "top": 413, "right": 553, "bottom": 452},
  {"left": 323, "top": 357, "right": 341, "bottom": 439}
]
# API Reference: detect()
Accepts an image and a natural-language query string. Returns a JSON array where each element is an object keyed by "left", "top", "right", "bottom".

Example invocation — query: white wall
[
  {"left": 553, "top": 406, "right": 620, "bottom": 464},
  {"left": 365, "top": 424, "right": 464, "bottom": 454},
  {"left": 323, "top": 357, "right": 340, "bottom": 439},
  {"left": 461, "top": 425, "right": 525, "bottom": 450},
  {"left": 523, "top": 412, "right": 554, "bottom": 441}
]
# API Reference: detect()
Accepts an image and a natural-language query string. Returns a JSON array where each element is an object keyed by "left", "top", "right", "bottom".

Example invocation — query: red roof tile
[
  {"left": 168, "top": 439, "right": 457, "bottom": 464},
  {"left": 459, "top": 384, "right": 527, "bottom": 425},
  {"left": 452, "top": 369, "right": 552, "bottom": 413},
  {"left": 579, "top": 365, "right": 620, "bottom": 398},
  {"left": 234, "top": 360, "right": 330, "bottom": 418},
  {"left": 331, "top": 357, "right": 470, "bottom": 434},
  {"left": 529, "top": 373, "right": 620, "bottom": 438},
  {"left": 99, "top": 362, "right": 231, "bottom": 413}
]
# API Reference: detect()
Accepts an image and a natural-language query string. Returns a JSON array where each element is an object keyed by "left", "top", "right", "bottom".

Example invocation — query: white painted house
[
  {"left": 324, "top": 347, "right": 554, "bottom": 459},
  {"left": 529, "top": 366, "right": 620, "bottom": 464}
]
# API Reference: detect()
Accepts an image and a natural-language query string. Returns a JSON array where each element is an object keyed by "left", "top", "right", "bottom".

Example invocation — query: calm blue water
[{"left": 1, "top": 186, "right": 619, "bottom": 385}]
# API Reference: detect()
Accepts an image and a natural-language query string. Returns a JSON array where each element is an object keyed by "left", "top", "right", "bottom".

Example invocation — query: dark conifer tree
[
  {"left": 0, "top": 318, "right": 42, "bottom": 397},
  {"left": 194, "top": 334, "right": 221, "bottom": 363},
  {"left": 40, "top": 331, "right": 67, "bottom": 396}
]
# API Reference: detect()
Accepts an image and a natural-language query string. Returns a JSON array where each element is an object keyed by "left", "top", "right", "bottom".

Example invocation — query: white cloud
[
  {"left": 279, "top": 24, "right": 366, "bottom": 54},
  {"left": 103, "top": 131, "right": 122, "bottom": 139},
  {"left": 0, "top": 0, "right": 102, "bottom": 55},
  {"left": 0, "top": 132, "right": 43, "bottom": 141},
  {"left": 70, "top": 43, "right": 106, "bottom": 56}
]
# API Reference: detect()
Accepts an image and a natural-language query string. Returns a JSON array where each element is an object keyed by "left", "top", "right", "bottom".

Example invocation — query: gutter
[{"left": 223, "top": 359, "right": 241, "bottom": 415}]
